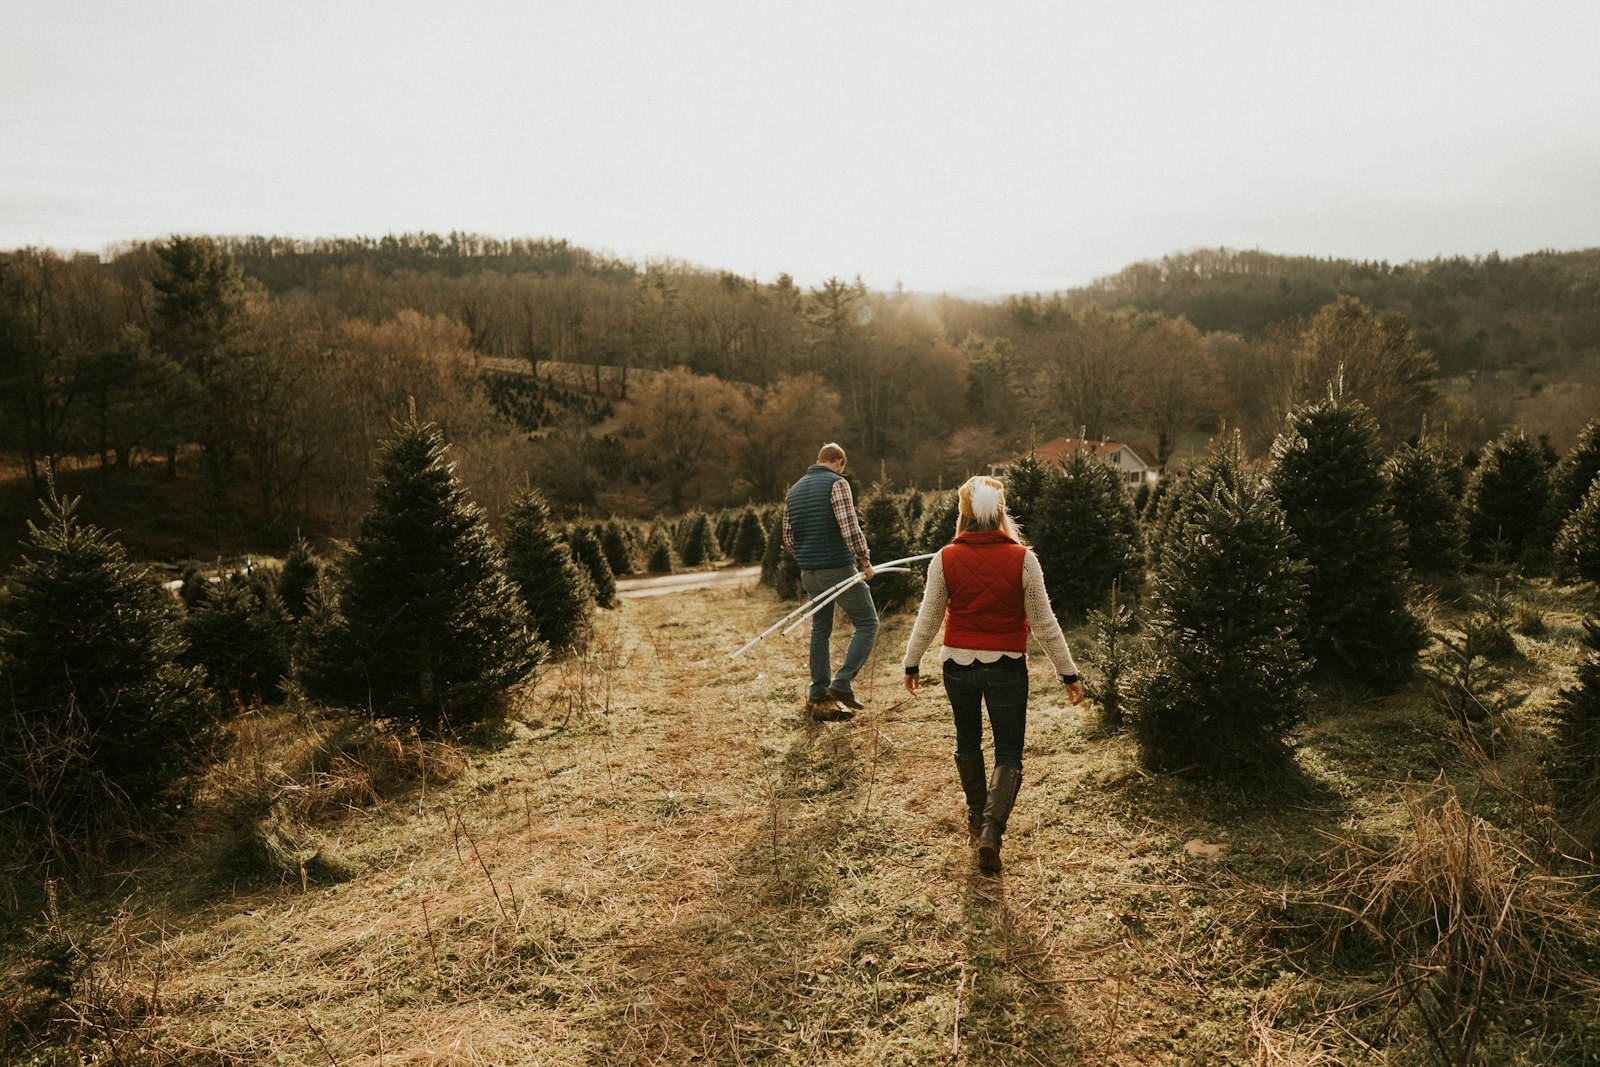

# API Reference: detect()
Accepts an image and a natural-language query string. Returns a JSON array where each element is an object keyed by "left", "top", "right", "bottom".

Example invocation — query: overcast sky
[{"left": 4, "top": 1, "right": 1599, "bottom": 294}]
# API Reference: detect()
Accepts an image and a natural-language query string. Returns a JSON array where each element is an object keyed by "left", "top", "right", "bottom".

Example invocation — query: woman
[{"left": 902, "top": 476, "right": 1084, "bottom": 872}]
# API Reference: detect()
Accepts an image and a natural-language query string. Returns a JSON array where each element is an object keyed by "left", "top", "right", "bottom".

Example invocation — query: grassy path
[{"left": 18, "top": 577, "right": 1600, "bottom": 1064}]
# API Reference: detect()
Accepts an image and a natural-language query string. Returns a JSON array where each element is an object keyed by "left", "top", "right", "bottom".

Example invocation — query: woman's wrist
[
  {"left": 904, "top": 664, "right": 920, "bottom": 676},
  {"left": 1060, "top": 673, "right": 1078, "bottom": 686}
]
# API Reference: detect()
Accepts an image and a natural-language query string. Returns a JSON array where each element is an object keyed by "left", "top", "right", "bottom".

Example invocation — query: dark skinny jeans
[{"left": 943, "top": 657, "right": 1028, "bottom": 770}]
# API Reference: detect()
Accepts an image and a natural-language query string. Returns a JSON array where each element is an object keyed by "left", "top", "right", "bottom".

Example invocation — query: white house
[{"left": 989, "top": 437, "right": 1162, "bottom": 487}]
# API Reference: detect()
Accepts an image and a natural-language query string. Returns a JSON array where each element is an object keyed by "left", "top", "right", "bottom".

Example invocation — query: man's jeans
[
  {"left": 800, "top": 566, "right": 879, "bottom": 702},
  {"left": 944, "top": 661, "right": 1029, "bottom": 769}
]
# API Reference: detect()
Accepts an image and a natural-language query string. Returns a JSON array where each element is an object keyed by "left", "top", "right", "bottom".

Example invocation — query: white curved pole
[
  {"left": 780, "top": 566, "right": 912, "bottom": 636},
  {"left": 728, "top": 552, "right": 937, "bottom": 657},
  {"left": 727, "top": 569, "right": 865, "bottom": 659}
]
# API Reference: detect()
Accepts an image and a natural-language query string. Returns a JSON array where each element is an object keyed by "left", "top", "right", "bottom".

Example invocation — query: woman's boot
[
  {"left": 953, "top": 751, "right": 987, "bottom": 841},
  {"left": 977, "top": 765, "right": 1022, "bottom": 873}
]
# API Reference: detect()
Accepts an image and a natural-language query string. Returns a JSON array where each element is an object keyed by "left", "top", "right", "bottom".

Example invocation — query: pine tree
[
  {"left": 1268, "top": 394, "right": 1426, "bottom": 689},
  {"left": 730, "top": 506, "right": 767, "bottom": 564},
  {"left": 0, "top": 489, "right": 217, "bottom": 858},
  {"left": 1130, "top": 435, "right": 1313, "bottom": 776},
  {"left": 311, "top": 416, "right": 541, "bottom": 735},
  {"left": 1555, "top": 480, "right": 1600, "bottom": 584},
  {"left": 1384, "top": 434, "right": 1467, "bottom": 576},
  {"left": 181, "top": 576, "right": 292, "bottom": 704},
  {"left": 860, "top": 480, "right": 920, "bottom": 613},
  {"left": 567, "top": 524, "right": 618, "bottom": 608},
  {"left": 646, "top": 523, "right": 678, "bottom": 574},
  {"left": 1030, "top": 447, "right": 1144, "bottom": 620},
  {"left": 1463, "top": 430, "right": 1550, "bottom": 564},
  {"left": 502, "top": 489, "right": 595, "bottom": 654},
  {"left": 1539, "top": 419, "right": 1600, "bottom": 552},
  {"left": 277, "top": 537, "right": 320, "bottom": 622}
]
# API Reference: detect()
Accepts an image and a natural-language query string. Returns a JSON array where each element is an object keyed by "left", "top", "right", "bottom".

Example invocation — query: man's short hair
[{"left": 817, "top": 443, "right": 847, "bottom": 465}]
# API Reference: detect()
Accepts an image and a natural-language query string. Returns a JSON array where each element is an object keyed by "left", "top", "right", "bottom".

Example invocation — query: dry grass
[{"left": 5, "top": 577, "right": 1600, "bottom": 1064}]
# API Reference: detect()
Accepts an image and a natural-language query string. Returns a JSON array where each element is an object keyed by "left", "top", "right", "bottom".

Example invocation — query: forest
[{"left": 3, "top": 234, "right": 1598, "bottom": 566}]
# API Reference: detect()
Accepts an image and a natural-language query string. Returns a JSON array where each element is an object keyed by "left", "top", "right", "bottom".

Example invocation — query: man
[{"left": 783, "top": 442, "right": 878, "bottom": 721}]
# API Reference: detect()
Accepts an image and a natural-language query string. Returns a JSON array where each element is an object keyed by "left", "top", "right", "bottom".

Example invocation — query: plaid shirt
[{"left": 783, "top": 478, "right": 871, "bottom": 564}]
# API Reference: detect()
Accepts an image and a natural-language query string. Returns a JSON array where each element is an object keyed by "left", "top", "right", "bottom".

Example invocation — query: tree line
[{"left": 3, "top": 235, "right": 1596, "bottom": 549}]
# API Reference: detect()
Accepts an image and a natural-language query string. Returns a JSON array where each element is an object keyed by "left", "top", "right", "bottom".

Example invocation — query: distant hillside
[{"left": 1067, "top": 247, "right": 1600, "bottom": 376}]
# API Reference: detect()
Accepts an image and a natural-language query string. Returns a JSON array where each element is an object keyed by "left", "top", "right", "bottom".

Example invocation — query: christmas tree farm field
[{"left": 6, "top": 578, "right": 1600, "bottom": 1065}]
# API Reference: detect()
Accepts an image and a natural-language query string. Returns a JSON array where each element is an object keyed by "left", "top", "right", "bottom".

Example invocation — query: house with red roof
[{"left": 989, "top": 437, "right": 1163, "bottom": 487}]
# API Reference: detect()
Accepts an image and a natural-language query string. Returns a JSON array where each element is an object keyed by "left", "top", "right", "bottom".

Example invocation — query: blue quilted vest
[{"left": 785, "top": 465, "right": 855, "bottom": 570}]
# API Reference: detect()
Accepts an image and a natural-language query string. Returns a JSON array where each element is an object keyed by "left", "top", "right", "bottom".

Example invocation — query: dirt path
[{"left": 615, "top": 564, "right": 760, "bottom": 599}]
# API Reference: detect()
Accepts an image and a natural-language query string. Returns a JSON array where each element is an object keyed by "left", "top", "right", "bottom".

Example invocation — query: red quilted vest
[{"left": 940, "top": 530, "right": 1028, "bottom": 652}]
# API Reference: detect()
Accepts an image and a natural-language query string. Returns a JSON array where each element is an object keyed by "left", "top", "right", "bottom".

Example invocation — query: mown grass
[{"left": 4, "top": 574, "right": 1599, "bottom": 1065}]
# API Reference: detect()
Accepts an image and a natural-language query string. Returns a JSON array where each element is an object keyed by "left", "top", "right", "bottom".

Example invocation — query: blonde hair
[{"left": 955, "top": 476, "right": 1023, "bottom": 541}]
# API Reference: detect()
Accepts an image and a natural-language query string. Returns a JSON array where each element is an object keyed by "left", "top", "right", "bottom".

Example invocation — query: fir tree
[
  {"left": 567, "top": 525, "right": 618, "bottom": 608},
  {"left": 646, "top": 523, "right": 678, "bottom": 574},
  {"left": 1030, "top": 447, "right": 1144, "bottom": 620},
  {"left": 1384, "top": 434, "right": 1467, "bottom": 576},
  {"left": 1001, "top": 452, "right": 1049, "bottom": 535},
  {"left": 1463, "top": 430, "right": 1550, "bottom": 564},
  {"left": 311, "top": 416, "right": 541, "bottom": 735},
  {"left": 730, "top": 506, "right": 767, "bottom": 564},
  {"left": 181, "top": 576, "right": 292, "bottom": 704},
  {"left": 859, "top": 480, "right": 921, "bottom": 613},
  {"left": 1085, "top": 580, "right": 1140, "bottom": 734},
  {"left": 758, "top": 510, "right": 783, "bottom": 587},
  {"left": 676, "top": 511, "right": 721, "bottom": 568},
  {"left": 0, "top": 489, "right": 217, "bottom": 857},
  {"left": 1268, "top": 394, "right": 1426, "bottom": 689},
  {"left": 1553, "top": 614, "right": 1600, "bottom": 852},
  {"left": 600, "top": 519, "right": 639, "bottom": 576},
  {"left": 1131, "top": 435, "right": 1313, "bottom": 776},
  {"left": 1555, "top": 479, "right": 1600, "bottom": 584},
  {"left": 502, "top": 489, "right": 595, "bottom": 654},
  {"left": 917, "top": 491, "right": 960, "bottom": 552},
  {"left": 277, "top": 537, "right": 320, "bottom": 622},
  {"left": 1539, "top": 419, "right": 1600, "bottom": 552}
]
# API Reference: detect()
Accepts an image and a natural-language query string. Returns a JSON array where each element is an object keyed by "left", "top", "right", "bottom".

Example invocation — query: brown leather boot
[
  {"left": 954, "top": 751, "right": 987, "bottom": 841},
  {"left": 977, "top": 765, "right": 1022, "bottom": 873}
]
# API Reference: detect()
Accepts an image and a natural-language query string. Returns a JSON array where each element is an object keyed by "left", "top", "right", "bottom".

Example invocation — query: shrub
[
  {"left": 502, "top": 488, "right": 595, "bottom": 654},
  {"left": 1130, "top": 434, "right": 1312, "bottom": 776}
]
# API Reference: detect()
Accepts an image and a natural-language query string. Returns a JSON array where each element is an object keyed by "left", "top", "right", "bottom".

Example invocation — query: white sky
[{"left": 4, "top": 0, "right": 1599, "bottom": 294}]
